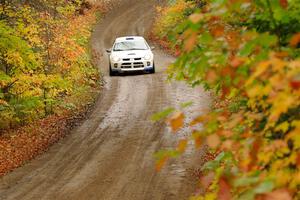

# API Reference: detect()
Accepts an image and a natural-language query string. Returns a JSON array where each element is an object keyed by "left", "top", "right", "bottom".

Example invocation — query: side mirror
[
  {"left": 106, "top": 49, "right": 112, "bottom": 53},
  {"left": 150, "top": 46, "right": 155, "bottom": 50}
]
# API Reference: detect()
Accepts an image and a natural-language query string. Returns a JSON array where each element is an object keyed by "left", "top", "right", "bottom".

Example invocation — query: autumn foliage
[
  {"left": 0, "top": 0, "right": 105, "bottom": 175},
  {"left": 153, "top": 0, "right": 300, "bottom": 199},
  {"left": 0, "top": 0, "right": 101, "bottom": 130}
]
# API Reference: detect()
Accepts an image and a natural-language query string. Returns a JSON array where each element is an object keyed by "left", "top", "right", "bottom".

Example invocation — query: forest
[
  {"left": 0, "top": 0, "right": 101, "bottom": 130},
  {"left": 0, "top": 0, "right": 104, "bottom": 175}
]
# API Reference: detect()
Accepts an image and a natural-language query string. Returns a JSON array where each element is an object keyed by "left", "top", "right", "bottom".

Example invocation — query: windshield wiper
[{"left": 129, "top": 48, "right": 147, "bottom": 50}]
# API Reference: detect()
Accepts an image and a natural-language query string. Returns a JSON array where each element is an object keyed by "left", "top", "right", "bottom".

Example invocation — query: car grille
[
  {"left": 133, "top": 62, "right": 144, "bottom": 68},
  {"left": 121, "top": 63, "right": 131, "bottom": 69},
  {"left": 121, "top": 58, "right": 144, "bottom": 69}
]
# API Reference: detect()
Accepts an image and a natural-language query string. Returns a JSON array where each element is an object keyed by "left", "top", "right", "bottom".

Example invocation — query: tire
[
  {"left": 109, "top": 64, "right": 117, "bottom": 76},
  {"left": 150, "top": 63, "right": 155, "bottom": 74}
]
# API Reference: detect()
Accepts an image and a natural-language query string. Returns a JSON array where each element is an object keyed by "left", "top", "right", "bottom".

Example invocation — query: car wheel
[
  {"left": 151, "top": 63, "right": 155, "bottom": 74},
  {"left": 109, "top": 64, "right": 117, "bottom": 76}
]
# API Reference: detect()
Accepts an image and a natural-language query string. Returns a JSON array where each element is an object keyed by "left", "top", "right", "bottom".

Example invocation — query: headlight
[
  {"left": 111, "top": 55, "right": 121, "bottom": 62},
  {"left": 144, "top": 54, "right": 152, "bottom": 60}
]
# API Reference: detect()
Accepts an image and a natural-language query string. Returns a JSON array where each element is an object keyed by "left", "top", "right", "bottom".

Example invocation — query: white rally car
[{"left": 106, "top": 36, "right": 155, "bottom": 76}]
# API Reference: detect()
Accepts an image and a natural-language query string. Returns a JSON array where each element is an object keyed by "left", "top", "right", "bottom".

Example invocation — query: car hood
[{"left": 111, "top": 50, "right": 152, "bottom": 58}]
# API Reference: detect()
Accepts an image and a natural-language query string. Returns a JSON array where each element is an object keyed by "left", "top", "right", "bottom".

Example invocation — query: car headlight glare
[
  {"left": 111, "top": 55, "right": 121, "bottom": 62},
  {"left": 144, "top": 54, "right": 152, "bottom": 60}
]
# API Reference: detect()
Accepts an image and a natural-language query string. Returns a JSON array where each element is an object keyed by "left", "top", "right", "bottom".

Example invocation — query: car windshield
[{"left": 113, "top": 40, "right": 148, "bottom": 51}]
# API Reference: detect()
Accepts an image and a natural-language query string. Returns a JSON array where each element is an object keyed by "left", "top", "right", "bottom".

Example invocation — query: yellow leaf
[
  {"left": 286, "top": 128, "right": 300, "bottom": 148},
  {"left": 156, "top": 6, "right": 163, "bottom": 13},
  {"left": 247, "top": 84, "right": 264, "bottom": 98},
  {"left": 275, "top": 121, "right": 289, "bottom": 133},
  {"left": 254, "top": 61, "right": 271, "bottom": 77},
  {"left": 269, "top": 94, "right": 295, "bottom": 122},
  {"left": 177, "top": 139, "right": 188, "bottom": 153}
]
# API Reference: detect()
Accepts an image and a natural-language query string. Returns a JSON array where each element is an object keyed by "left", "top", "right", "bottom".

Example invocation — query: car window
[{"left": 113, "top": 40, "right": 149, "bottom": 51}]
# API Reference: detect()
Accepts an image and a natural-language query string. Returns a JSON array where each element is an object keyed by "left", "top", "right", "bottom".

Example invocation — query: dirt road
[{"left": 0, "top": 0, "right": 210, "bottom": 199}]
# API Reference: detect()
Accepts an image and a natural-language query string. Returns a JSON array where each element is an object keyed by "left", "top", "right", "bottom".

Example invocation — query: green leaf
[
  {"left": 237, "top": 190, "right": 255, "bottom": 200},
  {"left": 202, "top": 160, "right": 220, "bottom": 171},
  {"left": 239, "top": 41, "right": 256, "bottom": 57},
  {"left": 180, "top": 101, "right": 193, "bottom": 108},
  {"left": 154, "top": 149, "right": 180, "bottom": 160},
  {"left": 215, "top": 151, "right": 233, "bottom": 162},
  {"left": 234, "top": 176, "right": 260, "bottom": 187},
  {"left": 151, "top": 107, "right": 175, "bottom": 121},
  {"left": 253, "top": 180, "right": 274, "bottom": 194}
]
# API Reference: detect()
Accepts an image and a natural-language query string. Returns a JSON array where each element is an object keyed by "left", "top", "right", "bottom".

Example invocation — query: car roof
[{"left": 115, "top": 36, "right": 145, "bottom": 43}]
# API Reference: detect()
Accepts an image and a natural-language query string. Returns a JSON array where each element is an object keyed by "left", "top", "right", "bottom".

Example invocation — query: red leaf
[
  {"left": 290, "top": 80, "right": 300, "bottom": 90},
  {"left": 218, "top": 178, "right": 232, "bottom": 200},
  {"left": 200, "top": 172, "right": 215, "bottom": 190},
  {"left": 249, "top": 138, "right": 261, "bottom": 170},
  {"left": 296, "top": 153, "right": 300, "bottom": 167},
  {"left": 279, "top": 0, "right": 288, "bottom": 9}
]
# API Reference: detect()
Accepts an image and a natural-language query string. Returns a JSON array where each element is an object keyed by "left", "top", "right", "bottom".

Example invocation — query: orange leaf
[
  {"left": 210, "top": 24, "right": 224, "bottom": 37},
  {"left": 0, "top": 99, "right": 8, "bottom": 106},
  {"left": 206, "top": 134, "right": 220, "bottom": 149},
  {"left": 230, "top": 57, "right": 246, "bottom": 68},
  {"left": 244, "top": 138, "right": 261, "bottom": 171},
  {"left": 155, "top": 156, "right": 169, "bottom": 172},
  {"left": 206, "top": 69, "right": 218, "bottom": 84},
  {"left": 189, "top": 13, "right": 203, "bottom": 24},
  {"left": 274, "top": 51, "right": 289, "bottom": 58},
  {"left": 192, "top": 131, "right": 203, "bottom": 149},
  {"left": 177, "top": 139, "right": 188, "bottom": 153},
  {"left": 262, "top": 189, "right": 292, "bottom": 200},
  {"left": 195, "top": 137, "right": 202, "bottom": 149},
  {"left": 168, "top": 112, "right": 184, "bottom": 132},
  {"left": 184, "top": 32, "right": 198, "bottom": 52},
  {"left": 221, "top": 140, "right": 234, "bottom": 151},
  {"left": 190, "top": 115, "right": 206, "bottom": 126},
  {"left": 290, "top": 33, "right": 300, "bottom": 47}
]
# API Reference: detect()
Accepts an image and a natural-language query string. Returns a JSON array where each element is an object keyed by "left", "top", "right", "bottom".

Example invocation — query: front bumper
[{"left": 111, "top": 58, "right": 154, "bottom": 72}]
